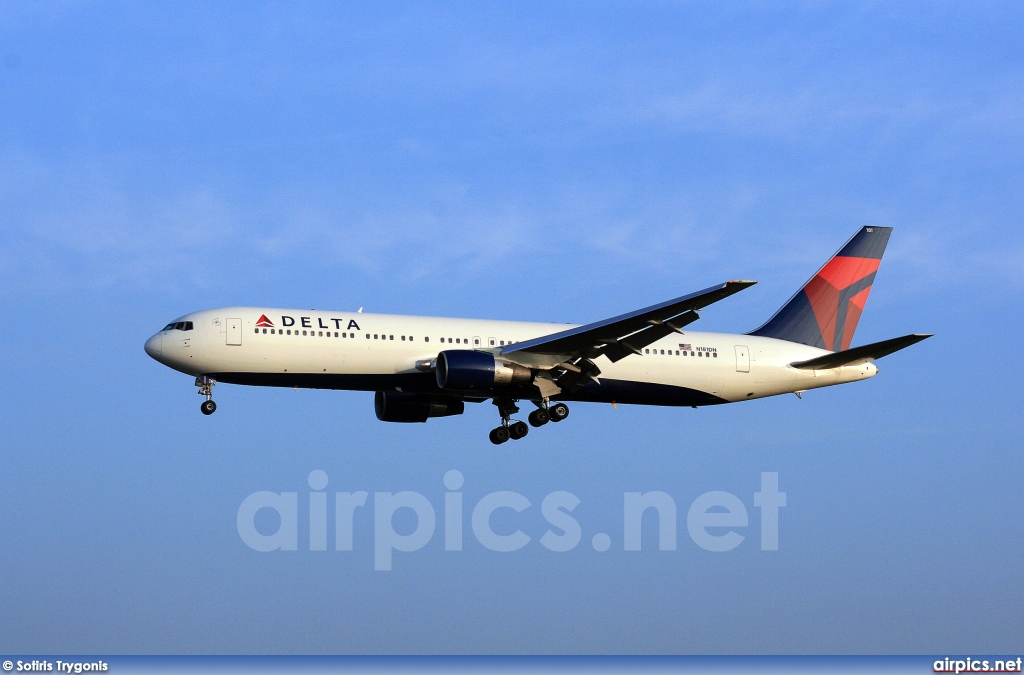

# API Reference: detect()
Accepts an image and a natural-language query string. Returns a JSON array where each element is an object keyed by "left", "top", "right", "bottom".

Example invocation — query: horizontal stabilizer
[{"left": 790, "top": 333, "right": 932, "bottom": 370}]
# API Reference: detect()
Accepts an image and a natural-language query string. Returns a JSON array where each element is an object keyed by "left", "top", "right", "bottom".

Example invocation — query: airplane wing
[
  {"left": 790, "top": 333, "right": 932, "bottom": 370},
  {"left": 503, "top": 280, "right": 757, "bottom": 365}
]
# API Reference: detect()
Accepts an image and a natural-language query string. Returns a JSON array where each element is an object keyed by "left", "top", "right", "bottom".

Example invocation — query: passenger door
[
  {"left": 226, "top": 318, "right": 242, "bottom": 346},
  {"left": 735, "top": 345, "right": 750, "bottom": 373}
]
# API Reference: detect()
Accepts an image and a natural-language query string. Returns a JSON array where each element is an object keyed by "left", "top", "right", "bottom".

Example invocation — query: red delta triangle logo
[{"left": 255, "top": 314, "right": 274, "bottom": 328}]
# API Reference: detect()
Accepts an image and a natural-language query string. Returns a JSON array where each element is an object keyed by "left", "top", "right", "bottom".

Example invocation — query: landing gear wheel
[
  {"left": 549, "top": 402, "right": 569, "bottom": 422},
  {"left": 528, "top": 409, "right": 550, "bottom": 427},
  {"left": 200, "top": 400, "right": 217, "bottom": 415},
  {"left": 509, "top": 420, "right": 529, "bottom": 440},
  {"left": 489, "top": 427, "right": 510, "bottom": 445}
]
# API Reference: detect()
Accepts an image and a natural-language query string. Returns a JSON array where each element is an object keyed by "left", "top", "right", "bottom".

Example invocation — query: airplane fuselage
[{"left": 144, "top": 306, "right": 877, "bottom": 407}]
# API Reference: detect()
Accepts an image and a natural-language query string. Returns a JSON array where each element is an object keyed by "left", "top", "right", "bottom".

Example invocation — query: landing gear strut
[
  {"left": 489, "top": 398, "right": 528, "bottom": 445},
  {"left": 197, "top": 375, "right": 217, "bottom": 415}
]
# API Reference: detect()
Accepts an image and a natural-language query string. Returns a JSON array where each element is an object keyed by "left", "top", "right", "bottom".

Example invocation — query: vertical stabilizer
[{"left": 749, "top": 226, "right": 892, "bottom": 350}]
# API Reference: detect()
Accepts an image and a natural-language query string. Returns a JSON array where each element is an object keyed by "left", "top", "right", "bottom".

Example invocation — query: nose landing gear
[{"left": 196, "top": 375, "right": 217, "bottom": 415}]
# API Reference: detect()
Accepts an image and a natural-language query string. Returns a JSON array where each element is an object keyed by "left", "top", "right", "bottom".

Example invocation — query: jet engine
[
  {"left": 374, "top": 391, "right": 465, "bottom": 423},
  {"left": 435, "top": 350, "right": 532, "bottom": 391}
]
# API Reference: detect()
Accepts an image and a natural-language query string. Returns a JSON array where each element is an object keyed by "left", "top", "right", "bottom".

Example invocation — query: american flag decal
[{"left": 679, "top": 343, "right": 691, "bottom": 350}]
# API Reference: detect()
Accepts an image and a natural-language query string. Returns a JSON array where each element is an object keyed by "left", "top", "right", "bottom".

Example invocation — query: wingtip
[{"left": 728, "top": 279, "right": 758, "bottom": 286}]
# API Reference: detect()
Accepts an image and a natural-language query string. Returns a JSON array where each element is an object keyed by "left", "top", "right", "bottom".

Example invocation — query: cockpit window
[
  {"left": 163, "top": 323, "right": 175, "bottom": 331},
  {"left": 164, "top": 321, "right": 194, "bottom": 331}
]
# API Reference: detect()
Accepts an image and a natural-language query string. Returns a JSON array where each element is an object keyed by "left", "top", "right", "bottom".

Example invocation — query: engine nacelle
[
  {"left": 435, "top": 350, "right": 532, "bottom": 391},
  {"left": 374, "top": 391, "right": 465, "bottom": 423}
]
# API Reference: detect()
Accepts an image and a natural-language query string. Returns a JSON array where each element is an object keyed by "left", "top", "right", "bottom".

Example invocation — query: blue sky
[{"left": 1, "top": 2, "right": 1022, "bottom": 654}]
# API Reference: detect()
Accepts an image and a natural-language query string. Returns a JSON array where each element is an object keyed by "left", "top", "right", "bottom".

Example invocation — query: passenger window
[
  {"left": 500, "top": 340, "right": 505, "bottom": 346},
  {"left": 263, "top": 329, "right": 267, "bottom": 334},
  {"left": 425, "top": 337, "right": 430, "bottom": 342},
  {"left": 390, "top": 335, "right": 394, "bottom": 340},
  {"left": 366, "top": 334, "right": 370, "bottom": 339},
  {"left": 401, "top": 336, "right": 406, "bottom": 341},
  {"left": 254, "top": 328, "right": 259, "bottom": 334},
  {"left": 318, "top": 331, "right": 323, "bottom": 336},
  {"left": 713, "top": 353, "right": 718, "bottom": 358}
]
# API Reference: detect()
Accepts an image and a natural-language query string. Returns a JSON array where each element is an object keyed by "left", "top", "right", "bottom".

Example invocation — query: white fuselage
[{"left": 144, "top": 307, "right": 877, "bottom": 406}]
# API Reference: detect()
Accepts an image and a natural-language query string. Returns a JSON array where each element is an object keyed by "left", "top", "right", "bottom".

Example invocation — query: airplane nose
[{"left": 144, "top": 334, "right": 163, "bottom": 359}]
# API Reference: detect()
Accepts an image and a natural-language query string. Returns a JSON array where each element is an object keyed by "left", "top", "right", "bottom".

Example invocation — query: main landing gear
[
  {"left": 527, "top": 401, "right": 568, "bottom": 427},
  {"left": 489, "top": 398, "right": 522, "bottom": 445},
  {"left": 197, "top": 375, "right": 217, "bottom": 415},
  {"left": 489, "top": 398, "right": 569, "bottom": 444}
]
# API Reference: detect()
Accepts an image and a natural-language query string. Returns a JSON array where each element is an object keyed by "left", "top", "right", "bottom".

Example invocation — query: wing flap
[{"left": 602, "top": 310, "right": 701, "bottom": 363}]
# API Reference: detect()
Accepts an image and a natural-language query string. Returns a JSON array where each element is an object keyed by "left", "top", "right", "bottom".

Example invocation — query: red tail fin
[{"left": 749, "top": 226, "right": 891, "bottom": 350}]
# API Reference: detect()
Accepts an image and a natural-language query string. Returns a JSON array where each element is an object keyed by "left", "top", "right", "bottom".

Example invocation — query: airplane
[{"left": 144, "top": 226, "right": 930, "bottom": 444}]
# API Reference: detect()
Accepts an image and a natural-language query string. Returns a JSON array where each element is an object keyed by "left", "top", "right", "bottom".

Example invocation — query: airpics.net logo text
[{"left": 237, "top": 471, "right": 786, "bottom": 571}]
